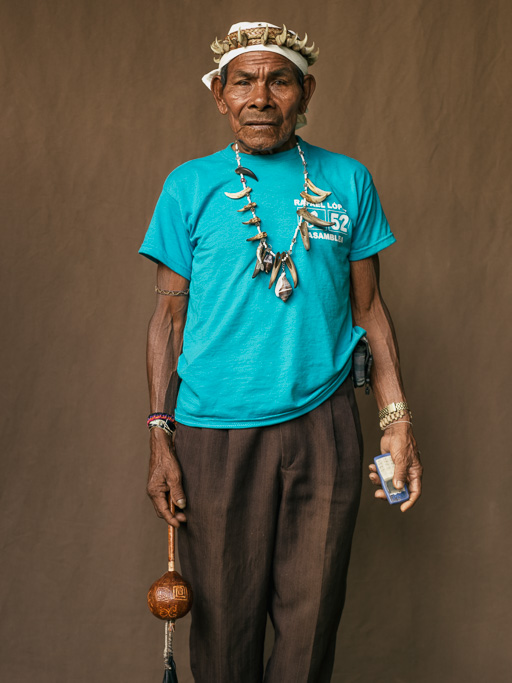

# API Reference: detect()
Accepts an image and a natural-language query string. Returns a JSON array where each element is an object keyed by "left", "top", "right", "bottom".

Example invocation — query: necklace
[{"left": 225, "top": 141, "right": 335, "bottom": 301}]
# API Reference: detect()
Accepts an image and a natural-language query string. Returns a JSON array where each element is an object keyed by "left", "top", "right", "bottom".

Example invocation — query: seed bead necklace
[{"left": 225, "top": 141, "right": 335, "bottom": 301}]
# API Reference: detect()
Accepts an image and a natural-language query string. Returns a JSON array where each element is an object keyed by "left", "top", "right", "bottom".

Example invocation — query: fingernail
[
  {"left": 177, "top": 499, "right": 187, "bottom": 509},
  {"left": 395, "top": 481, "right": 403, "bottom": 489}
]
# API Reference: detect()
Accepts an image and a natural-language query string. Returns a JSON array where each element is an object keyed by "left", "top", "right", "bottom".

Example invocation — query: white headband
[{"left": 202, "top": 22, "right": 309, "bottom": 90}]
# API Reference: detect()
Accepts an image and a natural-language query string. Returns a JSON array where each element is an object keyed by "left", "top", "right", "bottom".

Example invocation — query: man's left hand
[{"left": 368, "top": 423, "right": 423, "bottom": 512}]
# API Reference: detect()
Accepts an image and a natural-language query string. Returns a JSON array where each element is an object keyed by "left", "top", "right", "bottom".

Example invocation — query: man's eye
[{"left": 235, "top": 80, "right": 250, "bottom": 86}]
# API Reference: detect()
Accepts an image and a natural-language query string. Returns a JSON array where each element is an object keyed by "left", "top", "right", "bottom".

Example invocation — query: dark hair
[{"left": 219, "top": 62, "right": 305, "bottom": 90}]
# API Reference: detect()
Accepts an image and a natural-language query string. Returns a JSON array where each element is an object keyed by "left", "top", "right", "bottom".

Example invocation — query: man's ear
[
  {"left": 299, "top": 75, "right": 316, "bottom": 114},
  {"left": 211, "top": 76, "right": 228, "bottom": 115}
]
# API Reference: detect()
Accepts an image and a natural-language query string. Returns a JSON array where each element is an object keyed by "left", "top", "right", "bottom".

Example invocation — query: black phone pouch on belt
[{"left": 352, "top": 336, "right": 373, "bottom": 394}]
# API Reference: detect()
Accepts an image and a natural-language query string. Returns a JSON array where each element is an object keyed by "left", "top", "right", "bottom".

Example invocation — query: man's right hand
[{"left": 147, "top": 428, "right": 187, "bottom": 528}]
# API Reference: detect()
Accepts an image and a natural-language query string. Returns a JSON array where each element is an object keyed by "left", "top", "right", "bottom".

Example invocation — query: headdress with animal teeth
[{"left": 202, "top": 22, "right": 319, "bottom": 128}]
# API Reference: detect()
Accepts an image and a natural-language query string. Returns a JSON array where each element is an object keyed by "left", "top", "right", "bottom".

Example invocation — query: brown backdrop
[{"left": 1, "top": 1, "right": 511, "bottom": 681}]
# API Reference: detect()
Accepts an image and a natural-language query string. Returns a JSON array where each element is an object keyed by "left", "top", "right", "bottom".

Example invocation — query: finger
[
  {"left": 368, "top": 472, "right": 382, "bottom": 487},
  {"left": 400, "top": 492, "right": 420, "bottom": 512},
  {"left": 368, "top": 464, "right": 377, "bottom": 472},
  {"left": 168, "top": 479, "right": 187, "bottom": 510},
  {"left": 393, "top": 459, "right": 408, "bottom": 490},
  {"left": 166, "top": 467, "right": 187, "bottom": 510},
  {"left": 174, "top": 510, "right": 187, "bottom": 523},
  {"left": 150, "top": 492, "right": 182, "bottom": 527},
  {"left": 374, "top": 489, "right": 387, "bottom": 501},
  {"left": 400, "top": 474, "right": 422, "bottom": 512}
]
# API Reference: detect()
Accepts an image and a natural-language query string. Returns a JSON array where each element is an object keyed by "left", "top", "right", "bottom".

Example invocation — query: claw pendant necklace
[{"left": 225, "top": 141, "right": 334, "bottom": 302}]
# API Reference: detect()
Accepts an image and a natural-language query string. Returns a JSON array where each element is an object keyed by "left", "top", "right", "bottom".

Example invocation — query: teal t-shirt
[{"left": 140, "top": 139, "right": 395, "bottom": 428}]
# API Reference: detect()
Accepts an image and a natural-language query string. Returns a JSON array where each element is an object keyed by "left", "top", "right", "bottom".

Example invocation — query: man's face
[{"left": 211, "top": 52, "right": 316, "bottom": 155}]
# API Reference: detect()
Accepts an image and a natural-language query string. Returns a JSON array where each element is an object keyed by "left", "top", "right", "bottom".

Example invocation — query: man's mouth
[{"left": 243, "top": 121, "right": 277, "bottom": 126}]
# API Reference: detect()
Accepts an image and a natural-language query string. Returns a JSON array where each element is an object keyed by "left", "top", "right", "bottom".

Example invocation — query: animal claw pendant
[
  {"left": 299, "top": 221, "right": 310, "bottom": 251},
  {"left": 275, "top": 272, "right": 293, "bottom": 302},
  {"left": 235, "top": 166, "right": 258, "bottom": 181},
  {"left": 284, "top": 253, "right": 298, "bottom": 287},
  {"left": 297, "top": 206, "right": 334, "bottom": 229}
]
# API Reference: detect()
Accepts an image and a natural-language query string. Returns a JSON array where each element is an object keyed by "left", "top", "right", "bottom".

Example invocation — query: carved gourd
[{"left": 147, "top": 570, "right": 193, "bottom": 620}]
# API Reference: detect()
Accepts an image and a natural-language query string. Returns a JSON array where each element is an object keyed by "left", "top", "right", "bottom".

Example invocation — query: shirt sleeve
[
  {"left": 349, "top": 181, "right": 396, "bottom": 261},
  {"left": 139, "top": 187, "right": 193, "bottom": 280}
]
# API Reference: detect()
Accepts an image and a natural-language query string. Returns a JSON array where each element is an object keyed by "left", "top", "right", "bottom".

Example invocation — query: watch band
[{"left": 378, "top": 401, "right": 409, "bottom": 420}]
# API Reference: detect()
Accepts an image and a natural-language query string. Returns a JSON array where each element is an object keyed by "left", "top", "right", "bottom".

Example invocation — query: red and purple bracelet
[{"left": 147, "top": 412, "right": 176, "bottom": 436}]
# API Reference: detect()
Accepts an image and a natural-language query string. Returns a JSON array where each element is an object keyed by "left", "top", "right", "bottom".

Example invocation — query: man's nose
[{"left": 248, "top": 82, "right": 274, "bottom": 109}]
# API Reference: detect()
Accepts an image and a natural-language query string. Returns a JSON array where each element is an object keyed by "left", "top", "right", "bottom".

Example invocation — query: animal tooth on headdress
[
  {"left": 275, "top": 272, "right": 293, "bottom": 301},
  {"left": 286, "top": 32, "right": 298, "bottom": 48},
  {"left": 246, "top": 231, "right": 267, "bottom": 241},
  {"left": 238, "top": 27, "right": 243, "bottom": 44},
  {"left": 230, "top": 35, "right": 238, "bottom": 48},
  {"left": 260, "top": 24, "right": 269, "bottom": 45},
  {"left": 308, "top": 48, "right": 320, "bottom": 64},
  {"left": 275, "top": 24, "right": 287, "bottom": 46},
  {"left": 299, "top": 221, "right": 311, "bottom": 251},
  {"left": 225, "top": 187, "right": 252, "bottom": 199},
  {"left": 302, "top": 42, "right": 315, "bottom": 56},
  {"left": 306, "top": 178, "right": 331, "bottom": 197},
  {"left": 283, "top": 253, "right": 298, "bottom": 287},
  {"left": 237, "top": 202, "right": 257, "bottom": 213},
  {"left": 269, "top": 253, "right": 282, "bottom": 288},
  {"left": 300, "top": 190, "right": 330, "bottom": 204},
  {"left": 211, "top": 39, "right": 224, "bottom": 54},
  {"left": 222, "top": 40, "right": 230, "bottom": 52},
  {"left": 240, "top": 32, "right": 249, "bottom": 47},
  {"left": 295, "top": 34, "right": 308, "bottom": 51},
  {"left": 297, "top": 207, "right": 334, "bottom": 228},
  {"left": 242, "top": 216, "right": 261, "bottom": 225},
  {"left": 235, "top": 167, "right": 258, "bottom": 181},
  {"left": 213, "top": 55, "right": 222, "bottom": 63}
]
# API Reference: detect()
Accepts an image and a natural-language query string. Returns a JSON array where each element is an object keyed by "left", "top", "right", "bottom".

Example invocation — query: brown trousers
[{"left": 175, "top": 376, "right": 363, "bottom": 683}]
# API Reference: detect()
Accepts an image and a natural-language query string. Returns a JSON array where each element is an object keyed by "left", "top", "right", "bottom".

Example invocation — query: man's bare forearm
[
  {"left": 354, "top": 296, "right": 406, "bottom": 410},
  {"left": 350, "top": 255, "right": 406, "bottom": 409},
  {"left": 147, "top": 301, "right": 187, "bottom": 414},
  {"left": 146, "top": 265, "right": 189, "bottom": 414}
]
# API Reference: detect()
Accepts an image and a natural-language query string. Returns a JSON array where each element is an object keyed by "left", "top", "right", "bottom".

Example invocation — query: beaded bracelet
[
  {"left": 147, "top": 412, "right": 175, "bottom": 427},
  {"left": 147, "top": 413, "right": 176, "bottom": 437}
]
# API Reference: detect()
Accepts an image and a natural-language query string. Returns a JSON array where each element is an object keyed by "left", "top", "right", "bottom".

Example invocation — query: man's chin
[{"left": 236, "top": 127, "right": 295, "bottom": 155}]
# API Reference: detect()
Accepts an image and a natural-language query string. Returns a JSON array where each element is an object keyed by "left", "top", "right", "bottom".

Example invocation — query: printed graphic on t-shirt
[{"left": 293, "top": 199, "right": 352, "bottom": 244}]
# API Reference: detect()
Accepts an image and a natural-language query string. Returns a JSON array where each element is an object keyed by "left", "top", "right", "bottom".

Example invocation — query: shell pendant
[{"left": 275, "top": 272, "right": 293, "bottom": 302}]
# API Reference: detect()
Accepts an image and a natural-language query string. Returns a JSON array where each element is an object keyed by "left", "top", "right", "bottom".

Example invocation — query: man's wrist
[
  {"left": 150, "top": 426, "right": 173, "bottom": 442},
  {"left": 378, "top": 401, "right": 412, "bottom": 430}
]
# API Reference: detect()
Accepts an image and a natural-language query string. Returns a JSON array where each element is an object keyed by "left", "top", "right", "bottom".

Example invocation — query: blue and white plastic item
[{"left": 374, "top": 453, "right": 410, "bottom": 505}]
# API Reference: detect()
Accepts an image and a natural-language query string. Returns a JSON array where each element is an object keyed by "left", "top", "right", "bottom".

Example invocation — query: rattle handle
[{"left": 168, "top": 499, "right": 175, "bottom": 571}]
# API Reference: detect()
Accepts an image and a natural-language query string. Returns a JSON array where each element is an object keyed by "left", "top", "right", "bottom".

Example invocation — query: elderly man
[{"left": 140, "top": 21, "right": 422, "bottom": 683}]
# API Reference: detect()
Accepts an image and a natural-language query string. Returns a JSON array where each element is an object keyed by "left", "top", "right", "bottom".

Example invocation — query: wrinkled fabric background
[{"left": 1, "top": 1, "right": 510, "bottom": 681}]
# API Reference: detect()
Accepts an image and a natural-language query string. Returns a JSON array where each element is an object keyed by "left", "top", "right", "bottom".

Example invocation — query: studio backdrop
[{"left": 1, "top": 1, "right": 510, "bottom": 681}]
